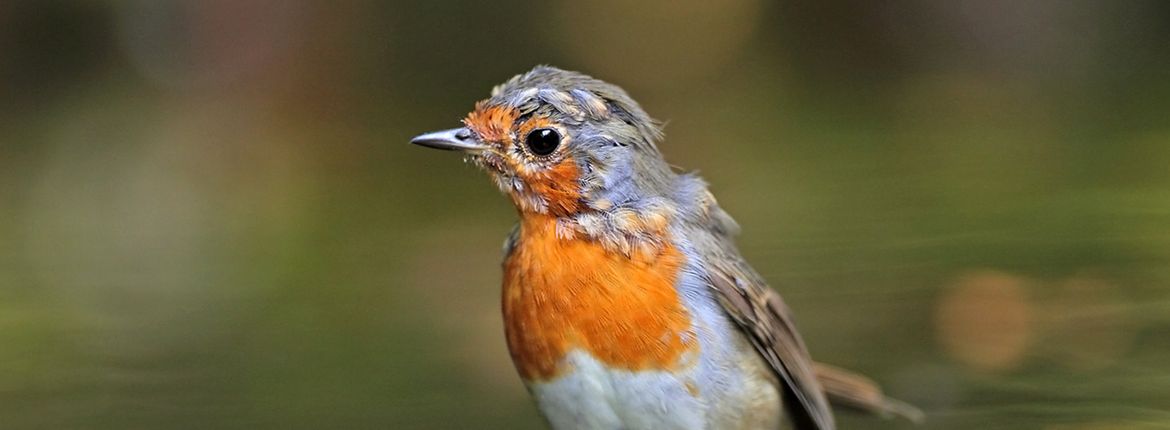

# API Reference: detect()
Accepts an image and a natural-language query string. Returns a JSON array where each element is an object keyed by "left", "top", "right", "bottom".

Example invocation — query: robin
[{"left": 410, "top": 66, "right": 921, "bottom": 430}]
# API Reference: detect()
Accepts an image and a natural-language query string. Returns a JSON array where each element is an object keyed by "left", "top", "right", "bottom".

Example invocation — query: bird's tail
[{"left": 813, "top": 362, "right": 925, "bottom": 424}]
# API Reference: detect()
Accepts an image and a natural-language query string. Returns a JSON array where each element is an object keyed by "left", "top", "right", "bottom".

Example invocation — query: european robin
[{"left": 410, "top": 66, "right": 921, "bottom": 429}]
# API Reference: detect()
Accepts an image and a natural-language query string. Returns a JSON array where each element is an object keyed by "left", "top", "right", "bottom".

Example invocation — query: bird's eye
[{"left": 525, "top": 128, "right": 561, "bottom": 156}]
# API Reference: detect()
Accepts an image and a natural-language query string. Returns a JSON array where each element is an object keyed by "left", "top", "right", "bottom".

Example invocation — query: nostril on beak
[
  {"left": 410, "top": 127, "right": 487, "bottom": 152},
  {"left": 455, "top": 128, "right": 473, "bottom": 141}
]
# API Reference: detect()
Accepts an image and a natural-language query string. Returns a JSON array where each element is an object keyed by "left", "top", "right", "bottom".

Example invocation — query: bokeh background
[{"left": 2, "top": 1, "right": 1170, "bottom": 429}]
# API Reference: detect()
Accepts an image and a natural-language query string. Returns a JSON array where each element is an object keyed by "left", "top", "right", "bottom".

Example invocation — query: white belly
[
  {"left": 528, "top": 349, "right": 704, "bottom": 430},
  {"left": 526, "top": 339, "right": 782, "bottom": 430}
]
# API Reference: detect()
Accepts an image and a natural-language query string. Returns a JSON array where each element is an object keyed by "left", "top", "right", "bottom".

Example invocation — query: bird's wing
[{"left": 707, "top": 256, "right": 836, "bottom": 430}]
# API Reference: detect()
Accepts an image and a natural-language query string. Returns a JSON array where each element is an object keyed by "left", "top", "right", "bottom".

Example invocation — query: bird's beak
[{"left": 410, "top": 127, "right": 488, "bottom": 152}]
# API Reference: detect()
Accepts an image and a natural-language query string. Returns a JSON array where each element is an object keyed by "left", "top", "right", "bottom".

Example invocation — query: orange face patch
[
  {"left": 464, "top": 102, "right": 582, "bottom": 215},
  {"left": 526, "top": 160, "right": 581, "bottom": 215},
  {"left": 502, "top": 214, "right": 696, "bottom": 381},
  {"left": 463, "top": 102, "right": 519, "bottom": 145}
]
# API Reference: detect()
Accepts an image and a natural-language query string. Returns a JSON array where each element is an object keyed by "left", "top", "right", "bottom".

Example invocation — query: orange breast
[{"left": 502, "top": 215, "right": 696, "bottom": 381}]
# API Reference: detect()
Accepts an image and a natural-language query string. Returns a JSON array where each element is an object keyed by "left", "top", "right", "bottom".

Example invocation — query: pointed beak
[{"left": 410, "top": 127, "right": 488, "bottom": 152}]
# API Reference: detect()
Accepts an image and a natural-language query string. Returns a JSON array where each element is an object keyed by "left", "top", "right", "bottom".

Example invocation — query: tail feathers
[{"left": 813, "top": 362, "right": 925, "bottom": 424}]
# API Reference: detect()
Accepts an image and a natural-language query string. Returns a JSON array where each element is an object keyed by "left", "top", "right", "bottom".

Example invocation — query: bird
[{"left": 410, "top": 66, "right": 921, "bottom": 430}]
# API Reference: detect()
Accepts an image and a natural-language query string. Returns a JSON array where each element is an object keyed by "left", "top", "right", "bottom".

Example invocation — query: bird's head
[{"left": 411, "top": 66, "right": 678, "bottom": 219}]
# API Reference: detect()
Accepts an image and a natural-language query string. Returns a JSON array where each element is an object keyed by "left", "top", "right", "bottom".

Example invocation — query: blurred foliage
[{"left": 1, "top": 1, "right": 1170, "bottom": 429}]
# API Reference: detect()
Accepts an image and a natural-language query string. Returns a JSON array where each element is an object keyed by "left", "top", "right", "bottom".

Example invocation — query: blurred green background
[{"left": 2, "top": 1, "right": 1170, "bottom": 429}]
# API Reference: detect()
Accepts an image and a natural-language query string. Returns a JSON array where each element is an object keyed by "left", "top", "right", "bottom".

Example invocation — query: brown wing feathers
[
  {"left": 709, "top": 261, "right": 923, "bottom": 429},
  {"left": 709, "top": 264, "right": 837, "bottom": 430}
]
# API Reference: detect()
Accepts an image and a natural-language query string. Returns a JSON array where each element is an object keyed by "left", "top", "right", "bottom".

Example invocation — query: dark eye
[{"left": 525, "top": 128, "right": 561, "bottom": 156}]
